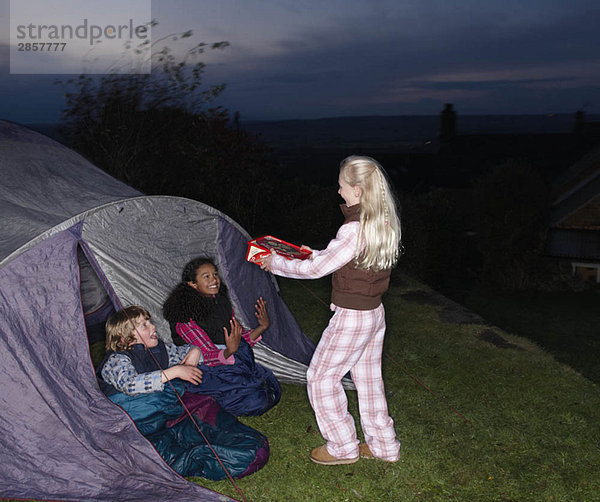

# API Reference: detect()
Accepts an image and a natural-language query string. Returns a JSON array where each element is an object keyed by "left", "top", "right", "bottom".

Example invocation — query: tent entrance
[{"left": 78, "top": 245, "right": 115, "bottom": 366}]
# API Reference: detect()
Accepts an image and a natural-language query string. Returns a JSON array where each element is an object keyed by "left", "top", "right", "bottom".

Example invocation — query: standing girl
[{"left": 262, "top": 155, "right": 402, "bottom": 465}]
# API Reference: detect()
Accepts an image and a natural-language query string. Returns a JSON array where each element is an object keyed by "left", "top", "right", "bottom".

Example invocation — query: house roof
[
  {"left": 550, "top": 146, "right": 600, "bottom": 228},
  {"left": 546, "top": 144, "right": 600, "bottom": 260}
]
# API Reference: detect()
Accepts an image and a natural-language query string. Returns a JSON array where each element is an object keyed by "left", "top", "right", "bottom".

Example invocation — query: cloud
[
  {"left": 2, "top": 0, "right": 600, "bottom": 121},
  {"left": 203, "top": 1, "right": 600, "bottom": 118}
]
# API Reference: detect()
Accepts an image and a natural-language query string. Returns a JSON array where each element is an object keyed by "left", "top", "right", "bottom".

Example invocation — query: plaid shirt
[
  {"left": 269, "top": 221, "right": 360, "bottom": 279},
  {"left": 175, "top": 318, "right": 259, "bottom": 366},
  {"left": 100, "top": 343, "right": 194, "bottom": 396}
]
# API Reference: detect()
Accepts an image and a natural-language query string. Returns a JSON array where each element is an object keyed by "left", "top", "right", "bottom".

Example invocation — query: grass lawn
[
  {"left": 10, "top": 274, "right": 599, "bottom": 502},
  {"left": 464, "top": 287, "right": 600, "bottom": 385},
  {"left": 197, "top": 274, "right": 600, "bottom": 501}
]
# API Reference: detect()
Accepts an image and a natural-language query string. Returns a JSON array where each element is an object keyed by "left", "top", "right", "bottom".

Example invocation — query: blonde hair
[
  {"left": 339, "top": 155, "right": 402, "bottom": 271},
  {"left": 105, "top": 305, "right": 151, "bottom": 352}
]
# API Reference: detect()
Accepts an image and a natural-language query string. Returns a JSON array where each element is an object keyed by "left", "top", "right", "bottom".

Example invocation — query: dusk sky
[{"left": 1, "top": 0, "right": 599, "bottom": 123}]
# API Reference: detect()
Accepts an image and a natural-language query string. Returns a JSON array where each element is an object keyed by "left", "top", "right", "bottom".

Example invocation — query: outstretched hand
[
  {"left": 248, "top": 297, "right": 269, "bottom": 341},
  {"left": 223, "top": 317, "right": 242, "bottom": 358},
  {"left": 255, "top": 297, "right": 269, "bottom": 329},
  {"left": 300, "top": 244, "right": 313, "bottom": 255},
  {"left": 260, "top": 250, "right": 277, "bottom": 271}
]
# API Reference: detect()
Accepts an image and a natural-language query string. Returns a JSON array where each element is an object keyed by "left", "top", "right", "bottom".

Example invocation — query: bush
[
  {"left": 401, "top": 188, "right": 476, "bottom": 289},
  {"left": 472, "top": 160, "right": 551, "bottom": 290},
  {"left": 58, "top": 31, "right": 281, "bottom": 235}
]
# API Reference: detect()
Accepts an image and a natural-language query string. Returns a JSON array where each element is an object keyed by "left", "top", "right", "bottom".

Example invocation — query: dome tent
[{"left": 0, "top": 120, "right": 315, "bottom": 501}]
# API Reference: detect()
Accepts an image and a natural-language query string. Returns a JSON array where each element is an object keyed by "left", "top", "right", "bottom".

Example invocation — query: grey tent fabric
[
  {"left": 0, "top": 120, "right": 142, "bottom": 262},
  {"left": 0, "top": 120, "right": 317, "bottom": 501}
]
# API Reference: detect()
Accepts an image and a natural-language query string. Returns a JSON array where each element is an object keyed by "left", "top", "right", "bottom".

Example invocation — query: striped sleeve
[
  {"left": 176, "top": 320, "right": 235, "bottom": 366},
  {"left": 269, "top": 222, "right": 359, "bottom": 279}
]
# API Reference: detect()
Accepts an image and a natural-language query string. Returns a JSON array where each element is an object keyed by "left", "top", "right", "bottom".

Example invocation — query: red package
[{"left": 246, "top": 235, "right": 312, "bottom": 265}]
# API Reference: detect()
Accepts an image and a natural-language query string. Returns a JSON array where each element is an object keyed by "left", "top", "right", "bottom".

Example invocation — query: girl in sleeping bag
[
  {"left": 97, "top": 306, "right": 269, "bottom": 480},
  {"left": 162, "top": 257, "right": 281, "bottom": 417}
]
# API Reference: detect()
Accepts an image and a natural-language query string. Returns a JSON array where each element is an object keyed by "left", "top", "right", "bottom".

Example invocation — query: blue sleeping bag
[
  {"left": 109, "top": 382, "right": 269, "bottom": 480},
  {"left": 186, "top": 339, "right": 281, "bottom": 416}
]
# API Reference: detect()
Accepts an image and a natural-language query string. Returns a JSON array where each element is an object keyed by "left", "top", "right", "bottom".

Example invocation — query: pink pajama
[{"left": 307, "top": 304, "right": 401, "bottom": 461}]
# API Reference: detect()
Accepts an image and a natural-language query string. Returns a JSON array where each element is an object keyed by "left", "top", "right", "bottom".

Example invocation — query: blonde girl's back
[{"left": 339, "top": 156, "right": 402, "bottom": 272}]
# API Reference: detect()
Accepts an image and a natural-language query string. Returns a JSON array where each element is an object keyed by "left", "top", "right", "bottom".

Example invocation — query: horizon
[
  {"left": 22, "top": 111, "right": 600, "bottom": 154},
  {"left": 20, "top": 110, "right": 600, "bottom": 127}
]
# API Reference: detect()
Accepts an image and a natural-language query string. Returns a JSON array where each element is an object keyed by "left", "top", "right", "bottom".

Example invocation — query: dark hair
[
  {"left": 163, "top": 257, "right": 229, "bottom": 329},
  {"left": 181, "top": 257, "right": 216, "bottom": 283}
]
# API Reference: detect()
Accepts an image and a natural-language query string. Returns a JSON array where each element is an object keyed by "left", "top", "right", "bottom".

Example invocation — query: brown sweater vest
[{"left": 331, "top": 204, "right": 391, "bottom": 310}]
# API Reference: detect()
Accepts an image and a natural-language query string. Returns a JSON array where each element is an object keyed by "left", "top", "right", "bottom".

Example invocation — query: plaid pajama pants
[{"left": 306, "top": 303, "right": 401, "bottom": 461}]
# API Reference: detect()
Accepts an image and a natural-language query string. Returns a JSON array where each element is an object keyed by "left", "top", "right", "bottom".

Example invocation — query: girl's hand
[
  {"left": 260, "top": 250, "right": 277, "bottom": 271},
  {"left": 255, "top": 297, "right": 269, "bottom": 329},
  {"left": 248, "top": 297, "right": 269, "bottom": 341},
  {"left": 223, "top": 317, "right": 242, "bottom": 358},
  {"left": 181, "top": 346, "right": 202, "bottom": 367},
  {"left": 300, "top": 245, "right": 314, "bottom": 259},
  {"left": 162, "top": 365, "right": 203, "bottom": 385}
]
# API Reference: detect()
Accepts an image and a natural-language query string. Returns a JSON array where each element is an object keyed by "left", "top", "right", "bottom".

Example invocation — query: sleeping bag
[
  {"left": 109, "top": 382, "right": 269, "bottom": 480},
  {"left": 186, "top": 339, "right": 282, "bottom": 416}
]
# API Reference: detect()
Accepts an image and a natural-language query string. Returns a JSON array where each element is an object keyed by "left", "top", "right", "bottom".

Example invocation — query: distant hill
[
  {"left": 27, "top": 113, "right": 599, "bottom": 149},
  {"left": 239, "top": 114, "right": 600, "bottom": 187},
  {"left": 242, "top": 114, "right": 599, "bottom": 148},
  {"left": 24, "top": 114, "right": 600, "bottom": 189}
]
